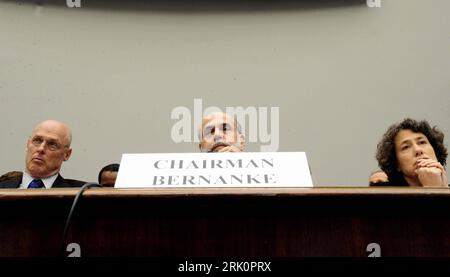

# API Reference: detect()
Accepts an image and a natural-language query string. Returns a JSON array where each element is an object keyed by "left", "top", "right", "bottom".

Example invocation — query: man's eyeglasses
[{"left": 30, "top": 136, "right": 67, "bottom": 151}]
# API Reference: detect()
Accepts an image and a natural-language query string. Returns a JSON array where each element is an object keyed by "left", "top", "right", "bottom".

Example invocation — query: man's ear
[
  {"left": 25, "top": 138, "right": 31, "bottom": 152},
  {"left": 64, "top": 148, "right": 72, "bottom": 161}
]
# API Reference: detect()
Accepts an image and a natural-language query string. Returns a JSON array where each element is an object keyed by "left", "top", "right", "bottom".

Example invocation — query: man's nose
[
  {"left": 214, "top": 131, "right": 223, "bottom": 142},
  {"left": 36, "top": 141, "right": 47, "bottom": 152}
]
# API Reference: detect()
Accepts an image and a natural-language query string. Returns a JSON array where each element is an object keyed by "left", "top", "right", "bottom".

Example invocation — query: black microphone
[{"left": 60, "top": 182, "right": 102, "bottom": 257}]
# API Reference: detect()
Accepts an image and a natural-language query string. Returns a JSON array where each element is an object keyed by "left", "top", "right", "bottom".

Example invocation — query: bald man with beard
[{"left": 0, "top": 120, "right": 85, "bottom": 189}]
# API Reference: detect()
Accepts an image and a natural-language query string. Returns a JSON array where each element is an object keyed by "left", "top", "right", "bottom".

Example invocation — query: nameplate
[{"left": 115, "top": 152, "right": 313, "bottom": 188}]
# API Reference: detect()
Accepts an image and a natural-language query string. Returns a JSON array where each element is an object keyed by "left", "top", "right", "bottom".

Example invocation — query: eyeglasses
[{"left": 30, "top": 136, "right": 67, "bottom": 151}]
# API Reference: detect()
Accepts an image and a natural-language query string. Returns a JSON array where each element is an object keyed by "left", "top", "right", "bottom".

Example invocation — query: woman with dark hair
[{"left": 376, "top": 118, "right": 448, "bottom": 187}]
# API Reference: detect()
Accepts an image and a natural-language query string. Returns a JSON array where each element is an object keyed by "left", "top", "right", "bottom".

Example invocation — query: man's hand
[
  {"left": 216, "top": 145, "right": 242, "bottom": 153},
  {"left": 415, "top": 158, "right": 448, "bottom": 187}
]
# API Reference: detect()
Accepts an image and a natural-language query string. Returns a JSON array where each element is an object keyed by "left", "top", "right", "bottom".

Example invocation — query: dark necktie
[{"left": 28, "top": 179, "right": 45, "bottom": 189}]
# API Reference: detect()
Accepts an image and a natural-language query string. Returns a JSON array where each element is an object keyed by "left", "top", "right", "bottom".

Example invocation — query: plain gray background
[{"left": 1, "top": 0, "right": 449, "bottom": 186}]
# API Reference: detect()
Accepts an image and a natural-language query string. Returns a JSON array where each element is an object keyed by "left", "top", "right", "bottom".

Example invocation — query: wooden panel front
[{"left": 1, "top": 188, "right": 449, "bottom": 257}]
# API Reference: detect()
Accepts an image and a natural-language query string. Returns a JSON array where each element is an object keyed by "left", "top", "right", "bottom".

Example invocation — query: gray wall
[{"left": 1, "top": 0, "right": 449, "bottom": 186}]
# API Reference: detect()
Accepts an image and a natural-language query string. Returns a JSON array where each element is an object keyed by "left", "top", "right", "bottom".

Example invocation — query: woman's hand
[{"left": 415, "top": 158, "right": 448, "bottom": 187}]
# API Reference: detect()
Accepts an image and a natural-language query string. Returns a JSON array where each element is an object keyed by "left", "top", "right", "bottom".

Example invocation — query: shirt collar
[{"left": 20, "top": 171, "right": 59, "bottom": 189}]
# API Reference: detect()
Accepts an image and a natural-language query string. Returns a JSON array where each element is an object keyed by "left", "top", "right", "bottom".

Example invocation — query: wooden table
[{"left": 1, "top": 187, "right": 449, "bottom": 257}]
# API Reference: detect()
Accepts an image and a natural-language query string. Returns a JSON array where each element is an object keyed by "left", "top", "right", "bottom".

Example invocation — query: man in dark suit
[{"left": 0, "top": 120, "right": 85, "bottom": 189}]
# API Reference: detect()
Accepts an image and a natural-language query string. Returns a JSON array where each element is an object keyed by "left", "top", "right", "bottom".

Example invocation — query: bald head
[
  {"left": 369, "top": 170, "right": 389, "bottom": 185},
  {"left": 199, "top": 112, "right": 245, "bottom": 152},
  {"left": 26, "top": 120, "right": 73, "bottom": 178},
  {"left": 32, "top": 120, "right": 72, "bottom": 147}
]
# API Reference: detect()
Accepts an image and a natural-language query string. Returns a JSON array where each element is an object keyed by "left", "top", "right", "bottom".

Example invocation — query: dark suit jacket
[{"left": 0, "top": 174, "right": 85, "bottom": 189}]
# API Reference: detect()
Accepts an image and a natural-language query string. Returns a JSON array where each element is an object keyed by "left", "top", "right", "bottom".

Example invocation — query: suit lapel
[
  {"left": 0, "top": 178, "right": 21, "bottom": 188},
  {"left": 51, "top": 174, "right": 68, "bottom": 188}
]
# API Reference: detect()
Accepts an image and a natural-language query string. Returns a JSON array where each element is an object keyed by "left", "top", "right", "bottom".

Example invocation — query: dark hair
[
  {"left": 98, "top": 163, "right": 120, "bottom": 184},
  {"left": 376, "top": 118, "right": 447, "bottom": 185}
]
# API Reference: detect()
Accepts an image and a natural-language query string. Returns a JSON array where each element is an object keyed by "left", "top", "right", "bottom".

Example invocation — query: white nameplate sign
[{"left": 115, "top": 152, "right": 313, "bottom": 188}]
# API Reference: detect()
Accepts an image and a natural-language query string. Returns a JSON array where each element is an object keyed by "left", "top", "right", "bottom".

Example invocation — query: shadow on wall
[{"left": 3, "top": 0, "right": 367, "bottom": 12}]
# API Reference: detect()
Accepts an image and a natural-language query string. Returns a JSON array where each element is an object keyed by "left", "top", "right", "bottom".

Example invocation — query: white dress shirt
[{"left": 19, "top": 171, "right": 58, "bottom": 189}]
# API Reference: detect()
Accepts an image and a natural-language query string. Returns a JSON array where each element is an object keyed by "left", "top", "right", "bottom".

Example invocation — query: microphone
[{"left": 60, "top": 182, "right": 102, "bottom": 257}]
